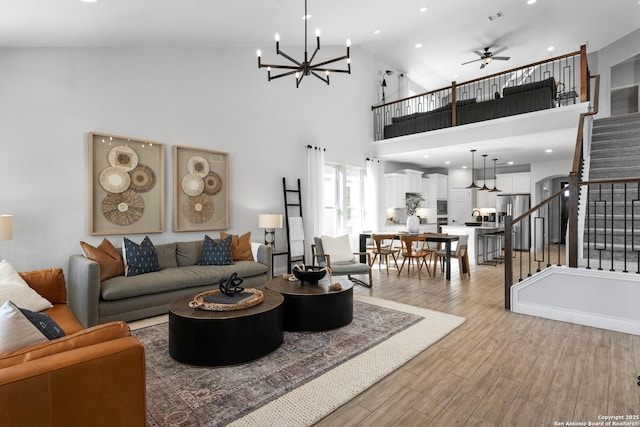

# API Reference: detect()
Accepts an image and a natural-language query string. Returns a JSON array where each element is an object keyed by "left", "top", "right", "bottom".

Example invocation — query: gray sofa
[
  {"left": 383, "top": 77, "right": 558, "bottom": 138},
  {"left": 68, "top": 240, "right": 272, "bottom": 327}
]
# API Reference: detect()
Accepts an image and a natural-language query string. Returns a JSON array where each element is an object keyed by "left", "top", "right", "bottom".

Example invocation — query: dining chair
[
  {"left": 369, "top": 234, "right": 400, "bottom": 274},
  {"left": 433, "top": 234, "right": 471, "bottom": 278},
  {"left": 398, "top": 234, "right": 432, "bottom": 280}
]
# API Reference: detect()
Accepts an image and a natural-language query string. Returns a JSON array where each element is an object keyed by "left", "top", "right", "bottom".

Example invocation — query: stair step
[
  {"left": 590, "top": 146, "right": 640, "bottom": 159},
  {"left": 588, "top": 167, "right": 640, "bottom": 179},
  {"left": 593, "top": 112, "right": 640, "bottom": 127},
  {"left": 590, "top": 156, "right": 640, "bottom": 168},
  {"left": 591, "top": 131, "right": 640, "bottom": 144},
  {"left": 592, "top": 121, "right": 640, "bottom": 134}
]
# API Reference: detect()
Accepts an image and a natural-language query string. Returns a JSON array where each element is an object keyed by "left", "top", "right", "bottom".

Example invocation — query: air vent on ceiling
[{"left": 488, "top": 11, "right": 504, "bottom": 21}]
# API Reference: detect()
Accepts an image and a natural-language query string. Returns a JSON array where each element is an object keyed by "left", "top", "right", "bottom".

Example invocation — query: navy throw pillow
[
  {"left": 18, "top": 306, "right": 66, "bottom": 340},
  {"left": 123, "top": 236, "right": 160, "bottom": 277},
  {"left": 200, "top": 235, "right": 234, "bottom": 266}
]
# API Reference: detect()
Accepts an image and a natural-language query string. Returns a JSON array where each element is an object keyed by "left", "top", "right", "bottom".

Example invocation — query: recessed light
[
  {"left": 415, "top": 43, "right": 423, "bottom": 48},
  {"left": 545, "top": 149, "right": 553, "bottom": 153},
  {"left": 419, "top": 6, "right": 428, "bottom": 12},
  {"left": 508, "top": 161, "right": 515, "bottom": 165},
  {"left": 527, "top": 0, "right": 536, "bottom": 4},
  {"left": 453, "top": 74, "right": 459, "bottom": 78},
  {"left": 462, "top": 166, "right": 468, "bottom": 169},
  {"left": 445, "top": 161, "right": 451, "bottom": 165},
  {"left": 547, "top": 46, "right": 555, "bottom": 51},
  {"left": 302, "top": 14, "right": 312, "bottom": 20},
  {"left": 373, "top": 29, "right": 382, "bottom": 35},
  {"left": 423, "top": 154, "right": 430, "bottom": 158}
]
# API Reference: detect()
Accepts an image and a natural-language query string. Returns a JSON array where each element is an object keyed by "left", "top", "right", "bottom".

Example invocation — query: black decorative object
[
  {"left": 292, "top": 265, "right": 327, "bottom": 285},
  {"left": 219, "top": 272, "right": 245, "bottom": 296}
]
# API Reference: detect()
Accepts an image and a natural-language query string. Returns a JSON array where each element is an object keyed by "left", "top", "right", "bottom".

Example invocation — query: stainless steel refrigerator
[{"left": 496, "top": 194, "right": 531, "bottom": 250}]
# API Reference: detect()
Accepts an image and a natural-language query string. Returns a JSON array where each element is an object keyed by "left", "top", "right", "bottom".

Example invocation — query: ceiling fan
[{"left": 462, "top": 47, "right": 510, "bottom": 69}]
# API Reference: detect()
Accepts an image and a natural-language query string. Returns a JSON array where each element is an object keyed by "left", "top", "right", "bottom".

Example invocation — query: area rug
[{"left": 130, "top": 295, "right": 465, "bottom": 427}]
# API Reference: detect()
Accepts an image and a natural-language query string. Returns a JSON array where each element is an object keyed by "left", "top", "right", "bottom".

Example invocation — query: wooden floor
[{"left": 315, "top": 256, "right": 640, "bottom": 426}]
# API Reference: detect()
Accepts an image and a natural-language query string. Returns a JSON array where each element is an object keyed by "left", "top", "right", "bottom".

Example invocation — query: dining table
[{"left": 359, "top": 232, "right": 462, "bottom": 281}]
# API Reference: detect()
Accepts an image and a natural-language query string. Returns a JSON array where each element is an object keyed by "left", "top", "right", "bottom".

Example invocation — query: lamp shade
[
  {"left": 259, "top": 214, "right": 283, "bottom": 229},
  {"left": 0, "top": 215, "right": 13, "bottom": 241}
]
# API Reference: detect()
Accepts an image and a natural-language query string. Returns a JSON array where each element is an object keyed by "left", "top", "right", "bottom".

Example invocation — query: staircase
[{"left": 583, "top": 112, "right": 640, "bottom": 267}]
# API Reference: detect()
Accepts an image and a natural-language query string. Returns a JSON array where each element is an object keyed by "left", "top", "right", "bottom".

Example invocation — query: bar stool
[{"left": 477, "top": 232, "right": 498, "bottom": 266}]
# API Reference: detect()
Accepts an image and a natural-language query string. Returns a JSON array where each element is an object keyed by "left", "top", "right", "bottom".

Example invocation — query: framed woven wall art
[
  {"left": 173, "top": 145, "right": 229, "bottom": 232},
  {"left": 89, "top": 132, "right": 166, "bottom": 235}
]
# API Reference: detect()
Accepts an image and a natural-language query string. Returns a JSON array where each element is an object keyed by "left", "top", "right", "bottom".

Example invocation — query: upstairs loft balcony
[{"left": 372, "top": 46, "right": 591, "bottom": 143}]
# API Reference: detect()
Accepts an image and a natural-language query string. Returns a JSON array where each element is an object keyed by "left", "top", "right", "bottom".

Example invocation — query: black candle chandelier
[{"left": 256, "top": 0, "right": 351, "bottom": 87}]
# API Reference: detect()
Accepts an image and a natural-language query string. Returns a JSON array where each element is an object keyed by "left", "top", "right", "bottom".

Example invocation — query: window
[{"left": 323, "top": 163, "right": 365, "bottom": 236}]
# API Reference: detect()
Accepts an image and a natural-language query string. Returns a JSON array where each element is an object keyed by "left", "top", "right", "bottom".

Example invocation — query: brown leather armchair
[{"left": 0, "top": 268, "right": 146, "bottom": 427}]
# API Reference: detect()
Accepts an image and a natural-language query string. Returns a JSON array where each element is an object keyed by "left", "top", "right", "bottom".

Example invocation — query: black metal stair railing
[{"left": 583, "top": 178, "right": 640, "bottom": 273}]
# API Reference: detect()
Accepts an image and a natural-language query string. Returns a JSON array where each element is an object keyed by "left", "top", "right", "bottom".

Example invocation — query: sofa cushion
[
  {"left": 18, "top": 267, "right": 67, "bottom": 304},
  {"left": 155, "top": 243, "right": 178, "bottom": 269},
  {"left": 176, "top": 240, "right": 203, "bottom": 267},
  {"left": 0, "top": 321, "right": 131, "bottom": 369},
  {"left": 80, "top": 238, "right": 124, "bottom": 281},
  {"left": 123, "top": 236, "right": 160, "bottom": 277},
  {"left": 100, "top": 262, "right": 268, "bottom": 301},
  {"left": 201, "top": 235, "right": 233, "bottom": 266},
  {"left": 0, "top": 260, "right": 52, "bottom": 312},
  {"left": 0, "top": 301, "right": 48, "bottom": 353},
  {"left": 18, "top": 305, "right": 65, "bottom": 340},
  {"left": 320, "top": 235, "right": 355, "bottom": 264},
  {"left": 220, "top": 232, "right": 254, "bottom": 261},
  {"left": 502, "top": 77, "right": 557, "bottom": 99}
]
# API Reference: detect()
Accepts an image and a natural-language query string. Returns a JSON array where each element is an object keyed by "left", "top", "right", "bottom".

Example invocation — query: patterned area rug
[{"left": 132, "top": 295, "right": 465, "bottom": 427}]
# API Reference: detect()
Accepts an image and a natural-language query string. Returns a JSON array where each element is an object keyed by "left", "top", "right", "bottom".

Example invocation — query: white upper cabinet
[
  {"left": 475, "top": 180, "right": 498, "bottom": 208},
  {"left": 427, "top": 173, "right": 448, "bottom": 199},
  {"left": 496, "top": 172, "right": 531, "bottom": 194},
  {"left": 401, "top": 169, "right": 424, "bottom": 193},
  {"left": 384, "top": 173, "right": 407, "bottom": 208}
]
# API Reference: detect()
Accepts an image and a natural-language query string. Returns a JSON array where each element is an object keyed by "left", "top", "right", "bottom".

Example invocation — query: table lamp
[
  {"left": 258, "top": 214, "right": 283, "bottom": 247},
  {"left": 0, "top": 215, "right": 13, "bottom": 241}
]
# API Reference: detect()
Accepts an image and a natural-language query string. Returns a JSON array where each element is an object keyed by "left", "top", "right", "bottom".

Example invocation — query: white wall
[
  {"left": 0, "top": 46, "right": 378, "bottom": 272},
  {"left": 593, "top": 27, "right": 640, "bottom": 117}
]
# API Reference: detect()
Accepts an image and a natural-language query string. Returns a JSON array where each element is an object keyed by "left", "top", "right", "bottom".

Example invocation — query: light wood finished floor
[{"left": 315, "top": 254, "right": 640, "bottom": 426}]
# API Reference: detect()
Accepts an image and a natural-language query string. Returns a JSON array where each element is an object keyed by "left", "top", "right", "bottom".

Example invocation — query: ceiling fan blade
[
  {"left": 472, "top": 50, "right": 484, "bottom": 57},
  {"left": 462, "top": 58, "right": 483, "bottom": 65},
  {"left": 493, "top": 56, "right": 510, "bottom": 61},
  {"left": 492, "top": 46, "right": 508, "bottom": 55}
]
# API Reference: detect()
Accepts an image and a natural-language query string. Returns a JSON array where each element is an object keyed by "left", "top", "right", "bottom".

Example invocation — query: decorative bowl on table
[{"left": 292, "top": 265, "right": 327, "bottom": 285}]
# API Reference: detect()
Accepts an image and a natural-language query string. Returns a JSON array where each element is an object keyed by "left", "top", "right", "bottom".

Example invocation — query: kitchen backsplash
[{"left": 386, "top": 207, "right": 431, "bottom": 224}]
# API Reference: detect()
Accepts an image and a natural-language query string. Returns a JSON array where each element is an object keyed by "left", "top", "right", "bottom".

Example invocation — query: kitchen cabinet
[
  {"left": 384, "top": 169, "right": 424, "bottom": 208},
  {"left": 475, "top": 180, "right": 497, "bottom": 208},
  {"left": 424, "top": 173, "right": 448, "bottom": 209},
  {"left": 384, "top": 173, "right": 407, "bottom": 208},
  {"left": 496, "top": 172, "right": 530, "bottom": 194},
  {"left": 427, "top": 173, "right": 448, "bottom": 199},
  {"left": 400, "top": 169, "right": 424, "bottom": 193}
]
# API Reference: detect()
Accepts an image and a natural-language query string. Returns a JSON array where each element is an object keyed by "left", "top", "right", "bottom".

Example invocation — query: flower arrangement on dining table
[{"left": 405, "top": 192, "right": 425, "bottom": 216}]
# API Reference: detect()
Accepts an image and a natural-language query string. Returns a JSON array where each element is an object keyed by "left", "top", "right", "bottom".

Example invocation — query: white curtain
[
  {"left": 364, "top": 158, "right": 380, "bottom": 232},
  {"left": 306, "top": 145, "right": 325, "bottom": 260}
]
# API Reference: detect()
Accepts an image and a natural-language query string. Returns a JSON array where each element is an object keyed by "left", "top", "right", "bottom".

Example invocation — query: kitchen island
[{"left": 440, "top": 224, "right": 504, "bottom": 266}]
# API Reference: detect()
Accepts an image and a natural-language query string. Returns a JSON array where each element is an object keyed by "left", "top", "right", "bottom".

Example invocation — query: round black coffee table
[
  {"left": 168, "top": 289, "right": 284, "bottom": 366},
  {"left": 266, "top": 276, "right": 353, "bottom": 331}
]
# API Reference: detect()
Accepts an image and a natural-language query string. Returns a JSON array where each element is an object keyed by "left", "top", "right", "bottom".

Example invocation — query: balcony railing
[{"left": 372, "top": 45, "right": 589, "bottom": 141}]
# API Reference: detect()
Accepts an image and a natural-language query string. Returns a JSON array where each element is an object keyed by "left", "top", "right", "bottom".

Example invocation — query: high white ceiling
[
  {"left": 2, "top": 0, "right": 639, "bottom": 90},
  {"left": 1, "top": 0, "right": 639, "bottom": 170}
]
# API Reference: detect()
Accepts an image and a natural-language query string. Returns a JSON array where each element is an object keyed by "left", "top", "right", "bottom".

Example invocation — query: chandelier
[{"left": 256, "top": 0, "right": 351, "bottom": 87}]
